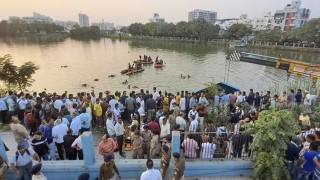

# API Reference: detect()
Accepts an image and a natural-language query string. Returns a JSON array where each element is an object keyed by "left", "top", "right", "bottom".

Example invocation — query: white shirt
[
  {"left": 236, "top": 95, "right": 245, "bottom": 103},
  {"left": 54, "top": 99, "right": 63, "bottom": 111},
  {"left": 140, "top": 100, "right": 145, "bottom": 109},
  {"left": 65, "top": 99, "right": 74, "bottom": 111},
  {"left": 201, "top": 142, "right": 216, "bottom": 159},
  {"left": 6, "top": 97, "right": 15, "bottom": 111},
  {"left": 0, "top": 98, "right": 7, "bottom": 111},
  {"left": 115, "top": 122, "right": 124, "bottom": 136},
  {"left": 18, "top": 98, "right": 29, "bottom": 110},
  {"left": 160, "top": 123, "right": 170, "bottom": 137},
  {"left": 176, "top": 116, "right": 187, "bottom": 131},
  {"left": 10, "top": 148, "right": 36, "bottom": 166},
  {"left": 179, "top": 98, "right": 186, "bottom": 111},
  {"left": 199, "top": 97, "right": 209, "bottom": 107},
  {"left": 189, "top": 119, "right": 198, "bottom": 132},
  {"left": 113, "top": 108, "right": 121, "bottom": 121},
  {"left": 304, "top": 93, "right": 311, "bottom": 106},
  {"left": 71, "top": 136, "right": 82, "bottom": 149},
  {"left": 138, "top": 107, "right": 145, "bottom": 115},
  {"left": 70, "top": 116, "right": 82, "bottom": 136},
  {"left": 188, "top": 110, "right": 199, "bottom": 121},
  {"left": 106, "top": 118, "right": 116, "bottom": 136},
  {"left": 52, "top": 123, "right": 68, "bottom": 143},
  {"left": 140, "top": 168, "right": 162, "bottom": 180},
  {"left": 153, "top": 91, "right": 160, "bottom": 100},
  {"left": 109, "top": 99, "right": 119, "bottom": 112},
  {"left": 159, "top": 116, "right": 168, "bottom": 126},
  {"left": 169, "top": 99, "right": 176, "bottom": 111}
]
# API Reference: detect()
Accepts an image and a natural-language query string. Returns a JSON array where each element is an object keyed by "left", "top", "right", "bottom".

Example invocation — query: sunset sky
[{"left": 0, "top": 0, "right": 319, "bottom": 26}]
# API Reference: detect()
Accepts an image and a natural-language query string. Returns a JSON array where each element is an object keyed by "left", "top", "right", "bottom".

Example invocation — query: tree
[
  {"left": 255, "top": 29, "right": 283, "bottom": 43},
  {"left": 0, "top": 54, "right": 39, "bottom": 91},
  {"left": 244, "top": 109, "right": 300, "bottom": 180},
  {"left": 128, "top": 23, "right": 147, "bottom": 36},
  {"left": 300, "top": 18, "right": 320, "bottom": 46},
  {"left": 224, "top": 24, "right": 252, "bottom": 39}
]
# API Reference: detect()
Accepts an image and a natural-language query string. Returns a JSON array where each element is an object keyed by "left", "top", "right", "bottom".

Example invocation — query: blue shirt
[
  {"left": 0, "top": 98, "right": 7, "bottom": 111},
  {"left": 303, "top": 151, "right": 318, "bottom": 172},
  {"left": 43, "top": 125, "right": 53, "bottom": 144},
  {"left": 295, "top": 93, "right": 302, "bottom": 103},
  {"left": 222, "top": 95, "right": 230, "bottom": 103},
  {"left": 79, "top": 113, "right": 91, "bottom": 129},
  {"left": 314, "top": 154, "right": 320, "bottom": 179}
]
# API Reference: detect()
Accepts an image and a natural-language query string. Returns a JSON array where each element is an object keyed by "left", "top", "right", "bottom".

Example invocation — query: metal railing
[{"left": 180, "top": 131, "right": 254, "bottom": 161}]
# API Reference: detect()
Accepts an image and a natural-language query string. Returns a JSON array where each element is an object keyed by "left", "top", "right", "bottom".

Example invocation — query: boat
[
  {"left": 154, "top": 63, "right": 164, "bottom": 68},
  {"left": 133, "top": 60, "right": 154, "bottom": 64},
  {"left": 125, "top": 68, "right": 144, "bottom": 75},
  {"left": 121, "top": 69, "right": 129, "bottom": 74}
]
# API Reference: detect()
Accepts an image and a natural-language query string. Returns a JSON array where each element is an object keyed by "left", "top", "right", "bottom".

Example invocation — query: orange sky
[{"left": 0, "top": 0, "right": 319, "bottom": 26}]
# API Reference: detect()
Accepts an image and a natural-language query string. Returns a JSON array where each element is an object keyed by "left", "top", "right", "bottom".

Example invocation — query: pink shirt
[{"left": 182, "top": 138, "right": 199, "bottom": 158}]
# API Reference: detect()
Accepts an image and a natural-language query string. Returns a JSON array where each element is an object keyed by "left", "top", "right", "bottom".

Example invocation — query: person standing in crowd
[
  {"left": 201, "top": 135, "right": 215, "bottom": 160},
  {"left": 98, "top": 134, "right": 117, "bottom": 157},
  {"left": 31, "top": 131, "right": 49, "bottom": 161},
  {"left": 0, "top": 96, "right": 8, "bottom": 124},
  {"left": 172, "top": 152, "right": 185, "bottom": 180},
  {"left": 6, "top": 90, "right": 18, "bottom": 121},
  {"left": 115, "top": 117, "right": 126, "bottom": 158},
  {"left": 106, "top": 112, "right": 116, "bottom": 139},
  {"left": 295, "top": 89, "right": 303, "bottom": 106},
  {"left": 176, "top": 112, "right": 187, "bottom": 132},
  {"left": 150, "top": 131, "right": 160, "bottom": 158},
  {"left": 246, "top": 89, "right": 255, "bottom": 106},
  {"left": 70, "top": 112, "right": 82, "bottom": 137},
  {"left": 10, "top": 144, "right": 41, "bottom": 180},
  {"left": 141, "top": 125, "right": 152, "bottom": 159},
  {"left": 160, "top": 145, "right": 171, "bottom": 180},
  {"left": 132, "top": 131, "right": 143, "bottom": 159},
  {"left": 125, "top": 92, "right": 136, "bottom": 119},
  {"left": 160, "top": 118, "right": 170, "bottom": 141},
  {"left": 17, "top": 93, "right": 29, "bottom": 123},
  {"left": 24, "top": 106, "right": 37, "bottom": 136},
  {"left": 148, "top": 117, "right": 160, "bottom": 135},
  {"left": 10, "top": 116, "right": 29, "bottom": 146},
  {"left": 140, "top": 159, "right": 161, "bottom": 180},
  {"left": 254, "top": 92, "right": 261, "bottom": 110},
  {"left": 179, "top": 94, "right": 186, "bottom": 112},
  {"left": 31, "top": 163, "right": 47, "bottom": 180},
  {"left": 278, "top": 92, "right": 288, "bottom": 109},
  {"left": 52, "top": 119, "right": 68, "bottom": 160},
  {"left": 198, "top": 93, "right": 209, "bottom": 107},
  {"left": 146, "top": 95, "right": 157, "bottom": 120},
  {"left": 63, "top": 129, "right": 77, "bottom": 160},
  {"left": 43, "top": 119, "right": 55, "bottom": 160},
  {"left": 188, "top": 106, "right": 198, "bottom": 124},
  {"left": 297, "top": 141, "right": 318, "bottom": 179},
  {"left": 71, "top": 129, "right": 84, "bottom": 160},
  {"left": 93, "top": 99, "right": 103, "bottom": 129},
  {"left": 182, "top": 134, "right": 199, "bottom": 158},
  {"left": 287, "top": 89, "right": 296, "bottom": 108},
  {"left": 79, "top": 108, "right": 91, "bottom": 132},
  {"left": 304, "top": 90, "right": 312, "bottom": 111},
  {"left": 189, "top": 115, "right": 198, "bottom": 132},
  {"left": 99, "top": 154, "right": 121, "bottom": 180}
]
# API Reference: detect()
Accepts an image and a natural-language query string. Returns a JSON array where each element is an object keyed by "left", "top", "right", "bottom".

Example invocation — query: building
[
  {"left": 251, "top": 12, "right": 274, "bottom": 31},
  {"left": 91, "top": 20, "right": 114, "bottom": 31},
  {"left": 54, "top": 21, "right": 78, "bottom": 31},
  {"left": 32, "top": 12, "right": 53, "bottom": 23},
  {"left": 188, "top": 9, "right": 217, "bottom": 23},
  {"left": 78, "top": 13, "right": 90, "bottom": 27},
  {"left": 149, "top": 13, "right": 165, "bottom": 23},
  {"left": 272, "top": 0, "right": 310, "bottom": 31}
]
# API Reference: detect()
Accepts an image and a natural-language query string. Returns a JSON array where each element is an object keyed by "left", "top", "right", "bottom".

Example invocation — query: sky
[{"left": 0, "top": 0, "right": 319, "bottom": 26}]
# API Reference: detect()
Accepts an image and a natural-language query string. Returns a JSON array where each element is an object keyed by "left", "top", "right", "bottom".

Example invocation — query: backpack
[
  {"left": 24, "top": 111, "right": 35, "bottom": 124},
  {"left": 15, "top": 149, "right": 30, "bottom": 161}
]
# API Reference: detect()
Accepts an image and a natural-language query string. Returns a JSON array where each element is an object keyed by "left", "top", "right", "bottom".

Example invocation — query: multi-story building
[
  {"left": 78, "top": 13, "right": 90, "bottom": 27},
  {"left": 32, "top": 12, "right": 53, "bottom": 23},
  {"left": 272, "top": 0, "right": 310, "bottom": 31},
  {"left": 251, "top": 12, "right": 274, "bottom": 31},
  {"left": 91, "top": 20, "right": 114, "bottom": 31},
  {"left": 149, "top": 13, "right": 165, "bottom": 23},
  {"left": 188, "top": 9, "right": 217, "bottom": 23}
]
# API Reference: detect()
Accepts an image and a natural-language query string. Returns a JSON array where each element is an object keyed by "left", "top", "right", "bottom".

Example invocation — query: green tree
[
  {"left": 128, "top": 23, "right": 147, "bottom": 36},
  {"left": 0, "top": 54, "right": 39, "bottom": 91},
  {"left": 224, "top": 24, "right": 252, "bottom": 39},
  {"left": 300, "top": 18, "right": 320, "bottom": 46},
  {"left": 256, "top": 29, "right": 283, "bottom": 43},
  {"left": 175, "top": 21, "right": 190, "bottom": 37},
  {"left": 245, "top": 109, "right": 300, "bottom": 180}
]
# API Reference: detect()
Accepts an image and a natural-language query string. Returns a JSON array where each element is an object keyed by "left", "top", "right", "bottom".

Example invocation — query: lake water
[{"left": 0, "top": 36, "right": 319, "bottom": 94}]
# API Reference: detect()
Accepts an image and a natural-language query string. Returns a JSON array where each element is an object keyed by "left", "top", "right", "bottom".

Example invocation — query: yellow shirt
[
  {"left": 115, "top": 96, "right": 120, "bottom": 101},
  {"left": 94, "top": 103, "right": 103, "bottom": 116},
  {"left": 175, "top": 96, "right": 181, "bottom": 105}
]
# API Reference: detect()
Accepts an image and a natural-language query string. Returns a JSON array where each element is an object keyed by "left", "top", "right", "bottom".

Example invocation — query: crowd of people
[{"left": 0, "top": 86, "right": 319, "bottom": 179}]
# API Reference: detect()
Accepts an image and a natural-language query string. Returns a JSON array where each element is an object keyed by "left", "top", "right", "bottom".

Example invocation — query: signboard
[{"left": 292, "top": 67, "right": 320, "bottom": 78}]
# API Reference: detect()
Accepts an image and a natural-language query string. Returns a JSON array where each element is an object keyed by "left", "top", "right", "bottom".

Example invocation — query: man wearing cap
[
  {"left": 99, "top": 155, "right": 121, "bottom": 180},
  {"left": 10, "top": 144, "right": 41, "bottom": 180},
  {"left": 172, "top": 152, "right": 185, "bottom": 180},
  {"left": 160, "top": 145, "right": 171, "bottom": 180},
  {"left": 141, "top": 125, "right": 152, "bottom": 159},
  {"left": 31, "top": 163, "right": 47, "bottom": 180},
  {"left": 140, "top": 159, "right": 161, "bottom": 180}
]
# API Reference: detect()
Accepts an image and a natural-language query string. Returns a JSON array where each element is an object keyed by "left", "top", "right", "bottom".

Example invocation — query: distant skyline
[{"left": 0, "top": 0, "right": 319, "bottom": 26}]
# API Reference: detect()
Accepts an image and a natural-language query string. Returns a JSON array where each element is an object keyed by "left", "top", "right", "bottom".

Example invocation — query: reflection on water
[{"left": 0, "top": 37, "right": 318, "bottom": 94}]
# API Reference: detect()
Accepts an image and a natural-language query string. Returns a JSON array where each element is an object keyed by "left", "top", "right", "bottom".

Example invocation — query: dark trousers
[
  {"left": 78, "top": 149, "right": 83, "bottom": 160},
  {"left": 18, "top": 109, "right": 25, "bottom": 124},
  {"left": 29, "top": 122, "right": 37, "bottom": 136},
  {"left": 55, "top": 142, "right": 65, "bottom": 160},
  {"left": 0, "top": 110, "right": 7, "bottom": 124},
  {"left": 65, "top": 148, "right": 77, "bottom": 160},
  {"left": 117, "top": 135, "right": 124, "bottom": 155}
]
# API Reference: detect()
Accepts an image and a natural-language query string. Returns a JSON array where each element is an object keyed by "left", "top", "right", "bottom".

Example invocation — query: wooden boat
[
  {"left": 154, "top": 63, "right": 164, "bottom": 68},
  {"left": 133, "top": 60, "right": 154, "bottom": 64},
  {"left": 121, "top": 69, "right": 129, "bottom": 74},
  {"left": 125, "top": 68, "right": 144, "bottom": 75}
]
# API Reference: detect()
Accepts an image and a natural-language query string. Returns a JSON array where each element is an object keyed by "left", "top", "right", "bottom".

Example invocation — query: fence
[{"left": 180, "top": 131, "right": 254, "bottom": 161}]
